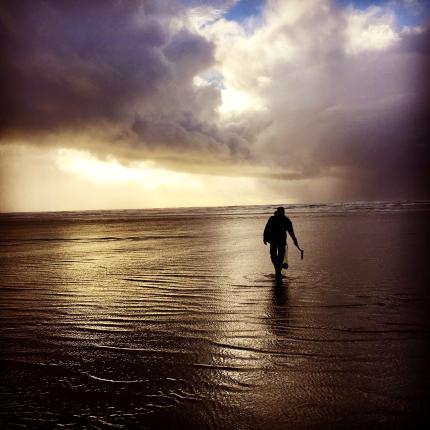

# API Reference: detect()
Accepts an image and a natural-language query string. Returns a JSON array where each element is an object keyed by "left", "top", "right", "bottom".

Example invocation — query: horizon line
[{"left": 1, "top": 199, "right": 429, "bottom": 215}]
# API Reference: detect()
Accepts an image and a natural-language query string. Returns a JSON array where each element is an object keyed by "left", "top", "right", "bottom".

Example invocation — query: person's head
[{"left": 274, "top": 206, "right": 285, "bottom": 216}]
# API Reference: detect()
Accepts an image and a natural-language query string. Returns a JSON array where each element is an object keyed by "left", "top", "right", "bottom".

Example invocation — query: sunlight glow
[
  {"left": 193, "top": 72, "right": 266, "bottom": 115},
  {"left": 55, "top": 149, "right": 190, "bottom": 190},
  {"left": 219, "top": 86, "right": 266, "bottom": 114}
]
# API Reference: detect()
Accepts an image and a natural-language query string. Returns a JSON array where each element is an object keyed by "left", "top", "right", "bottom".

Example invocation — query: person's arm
[
  {"left": 263, "top": 218, "right": 272, "bottom": 245},
  {"left": 287, "top": 219, "right": 298, "bottom": 247}
]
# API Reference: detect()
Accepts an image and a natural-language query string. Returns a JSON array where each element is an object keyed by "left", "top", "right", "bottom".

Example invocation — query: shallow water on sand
[{"left": 1, "top": 202, "right": 429, "bottom": 429}]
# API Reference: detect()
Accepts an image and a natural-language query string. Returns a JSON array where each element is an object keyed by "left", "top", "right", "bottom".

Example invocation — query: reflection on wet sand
[{"left": 270, "top": 278, "right": 290, "bottom": 336}]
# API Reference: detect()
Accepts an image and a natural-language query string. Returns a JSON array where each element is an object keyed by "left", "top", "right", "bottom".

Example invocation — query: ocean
[{"left": 1, "top": 201, "right": 429, "bottom": 429}]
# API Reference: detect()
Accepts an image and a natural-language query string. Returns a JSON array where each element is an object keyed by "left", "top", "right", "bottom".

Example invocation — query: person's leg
[
  {"left": 278, "top": 243, "right": 285, "bottom": 268},
  {"left": 270, "top": 243, "right": 277, "bottom": 272},
  {"left": 273, "top": 243, "right": 286, "bottom": 277},
  {"left": 272, "top": 243, "right": 280, "bottom": 277}
]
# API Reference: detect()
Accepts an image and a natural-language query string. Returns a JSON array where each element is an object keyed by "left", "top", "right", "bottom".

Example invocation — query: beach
[{"left": 1, "top": 202, "right": 429, "bottom": 429}]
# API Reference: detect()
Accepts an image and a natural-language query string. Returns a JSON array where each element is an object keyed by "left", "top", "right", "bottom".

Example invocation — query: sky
[{"left": 0, "top": 0, "right": 429, "bottom": 212}]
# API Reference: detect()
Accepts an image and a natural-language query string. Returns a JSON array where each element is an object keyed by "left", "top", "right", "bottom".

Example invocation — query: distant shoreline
[{"left": 1, "top": 199, "right": 429, "bottom": 216}]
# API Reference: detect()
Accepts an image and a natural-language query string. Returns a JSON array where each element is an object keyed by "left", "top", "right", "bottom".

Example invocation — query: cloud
[
  {"left": 344, "top": 4, "right": 399, "bottom": 54},
  {"left": 1, "top": 1, "right": 159, "bottom": 130},
  {"left": 0, "top": 0, "right": 429, "bottom": 203},
  {"left": 0, "top": 1, "right": 212, "bottom": 130}
]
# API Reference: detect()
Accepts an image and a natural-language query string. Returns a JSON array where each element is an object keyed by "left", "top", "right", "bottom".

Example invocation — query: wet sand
[{"left": 1, "top": 202, "right": 429, "bottom": 429}]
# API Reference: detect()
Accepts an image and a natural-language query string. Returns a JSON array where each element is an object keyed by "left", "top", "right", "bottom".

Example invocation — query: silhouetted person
[{"left": 263, "top": 207, "right": 299, "bottom": 278}]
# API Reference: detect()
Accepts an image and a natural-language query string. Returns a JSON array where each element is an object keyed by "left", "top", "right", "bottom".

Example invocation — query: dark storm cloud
[
  {"left": 0, "top": 1, "right": 209, "bottom": 132},
  {"left": 132, "top": 110, "right": 251, "bottom": 159},
  {"left": 1, "top": 1, "right": 160, "bottom": 131}
]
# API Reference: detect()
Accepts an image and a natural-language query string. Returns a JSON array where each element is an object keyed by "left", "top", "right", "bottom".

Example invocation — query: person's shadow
[{"left": 269, "top": 277, "right": 290, "bottom": 337}]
